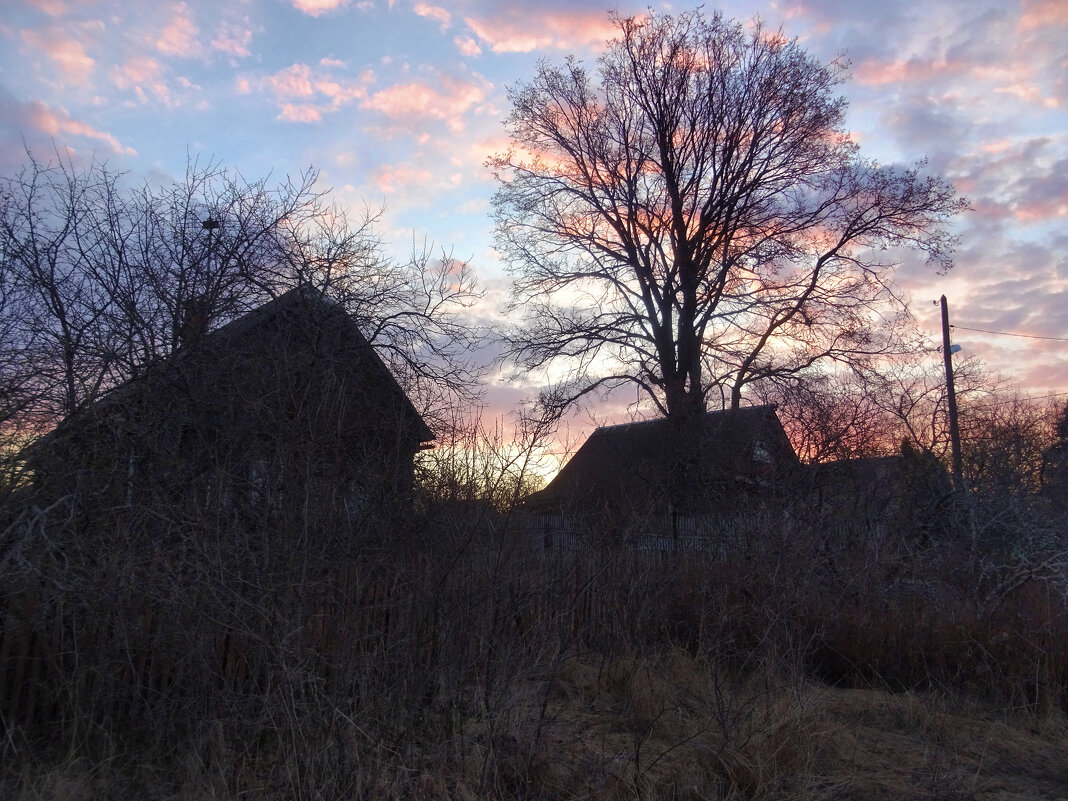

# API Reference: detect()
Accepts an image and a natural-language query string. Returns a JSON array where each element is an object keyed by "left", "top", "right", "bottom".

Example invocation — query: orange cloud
[
  {"left": 463, "top": 9, "right": 617, "bottom": 53},
  {"left": 291, "top": 0, "right": 351, "bottom": 16},
  {"left": 25, "top": 100, "right": 136, "bottom": 155},
  {"left": 414, "top": 3, "right": 451, "bottom": 29},
  {"left": 362, "top": 73, "right": 491, "bottom": 133},
  {"left": 156, "top": 4, "right": 202, "bottom": 57},
  {"left": 21, "top": 27, "right": 95, "bottom": 85}
]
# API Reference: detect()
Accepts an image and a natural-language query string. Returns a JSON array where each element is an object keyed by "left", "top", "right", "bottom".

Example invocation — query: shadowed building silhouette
[
  {"left": 524, "top": 405, "right": 799, "bottom": 548},
  {"left": 24, "top": 285, "right": 433, "bottom": 529},
  {"left": 802, "top": 445, "right": 953, "bottom": 542}
]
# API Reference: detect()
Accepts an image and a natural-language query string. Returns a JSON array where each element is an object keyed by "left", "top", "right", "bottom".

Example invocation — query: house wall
[{"left": 25, "top": 303, "right": 428, "bottom": 529}]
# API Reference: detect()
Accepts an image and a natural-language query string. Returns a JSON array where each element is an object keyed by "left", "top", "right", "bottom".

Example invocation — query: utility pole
[{"left": 940, "top": 295, "right": 963, "bottom": 486}]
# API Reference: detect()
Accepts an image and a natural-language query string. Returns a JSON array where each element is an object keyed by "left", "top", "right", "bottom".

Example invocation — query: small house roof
[
  {"left": 526, "top": 405, "right": 796, "bottom": 514},
  {"left": 29, "top": 285, "right": 434, "bottom": 450}
]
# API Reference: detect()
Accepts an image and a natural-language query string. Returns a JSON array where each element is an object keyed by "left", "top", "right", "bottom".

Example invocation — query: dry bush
[{"left": 3, "top": 467, "right": 1067, "bottom": 800}]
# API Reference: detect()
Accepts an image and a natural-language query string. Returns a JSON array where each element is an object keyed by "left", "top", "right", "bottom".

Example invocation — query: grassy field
[{"left": 3, "top": 507, "right": 1067, "bottom": 800}]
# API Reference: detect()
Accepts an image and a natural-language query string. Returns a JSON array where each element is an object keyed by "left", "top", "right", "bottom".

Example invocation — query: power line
[{"left": 951, "top": 324, "right": 1068, "bottom": 342}]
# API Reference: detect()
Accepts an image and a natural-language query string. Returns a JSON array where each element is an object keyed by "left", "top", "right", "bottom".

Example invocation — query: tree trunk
[{"left": 664, "top": 378, "right": 705, "bottom": 421}]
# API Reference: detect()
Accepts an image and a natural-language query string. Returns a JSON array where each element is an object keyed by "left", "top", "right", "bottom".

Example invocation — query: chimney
[{"left": 179, "top": 296, "right": 210, "bottom": 346}]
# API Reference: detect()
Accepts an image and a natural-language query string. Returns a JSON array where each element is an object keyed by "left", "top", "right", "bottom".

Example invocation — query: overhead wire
[{"left": 951, "top": 324, "right": 1068, "bottom": 342}]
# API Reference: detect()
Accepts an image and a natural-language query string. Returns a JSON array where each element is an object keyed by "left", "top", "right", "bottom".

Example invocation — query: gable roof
[
  {"left": 527, "top": 405, "right": 796, "bottom": 514},
  {"left": 31, "top": 285, "right": 434, "bottom": 450}
]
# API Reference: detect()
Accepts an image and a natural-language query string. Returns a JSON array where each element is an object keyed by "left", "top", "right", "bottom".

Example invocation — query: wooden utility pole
[{"left": 940, "top": 295, "right": 963, "bottom": 486}]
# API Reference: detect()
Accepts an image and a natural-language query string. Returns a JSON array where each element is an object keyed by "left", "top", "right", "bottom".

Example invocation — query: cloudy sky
[{"left": 2, "top": 0, "right": 1066, "bottom": 429}]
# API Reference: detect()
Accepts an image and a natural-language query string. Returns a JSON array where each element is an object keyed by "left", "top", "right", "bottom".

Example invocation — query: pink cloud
[
  {"left": 373, "top": 163, "right": 434, "bottom": 194},
  {"left": 21, "top": 27, "right": 95, "bottom": 86},
  {"left": 211, "top": 23, "right": 253, "bottom": 58},
  {"left": 463, "top": 9, "right": 617, "bottom": 53},
  {"left": 156, "top": 4, "right": 202, "bottom": 58},
  {"left": 362, "top": 73, "right": 491, "bottom": 133},
  {"left": 111, "top": 56, "right": 175, "bottom": 106},
  {"left": 980, "top": 139, "right": 1014, "bottom": 155},
  {"left": 1012, "top": 193, "right": 1068, "bottom": 222},
  {"left": 948, "top": 136, "right": 1068, "bottom": 225},
  {"left": 995, "top": 81, "right": 1058, "bottom": 107},
  {"left": 454, "top": 35, "right": 481, "bottom": 57},
  {"left": 25, "top": 100, "right": 135, "bottom": 155},
  {"left": 265, "top": 64, "right": 316, "bottom": 99},
  {"left": 25, "top": 0, "right": 69, "bottom": 15},
  {"left": 279, "top": 103, "right": 323, "bottom": 123},
  {"left": 291, "top": 0, "right": 351, "bottom": 16},
  {"left": 414, "top": 2, "right": 451, "bottom": 29},
  {"left": 1018, "top": 0, "right": 1068, "bottom": 31},
  {"left": 854, "top": 57, "right": 961, "bottom": 86},
  {"left": 256, "top": 63, "right": 374, "bottom": 122},
  {"left": 857, "top": 52, "right": 1059, "bottom": 110},
  {"left": 769, "top": 1, "right": 810, "bottom": 21}
]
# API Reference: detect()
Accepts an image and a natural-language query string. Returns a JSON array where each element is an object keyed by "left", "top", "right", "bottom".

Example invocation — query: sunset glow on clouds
[
  {"left": 291, "top": 0, "right": 354, "bottom": 17},
  {"left": 463, "top": 8, "right": 620, "bottom": 53},
  {"left": 21, "top": 25, "right": 97, "bottom": 84},
  {"left": 362, "top": 72, "right": 492, "bottom": 133},
  {"left": 155, "top": 5, "right": 202, "bottom": 58},
  {"left": 1, "top": 0, "right": 1066, "bottom": 420}
]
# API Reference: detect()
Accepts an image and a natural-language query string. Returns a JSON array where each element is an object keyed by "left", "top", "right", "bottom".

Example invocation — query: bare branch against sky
[
  {"left": 0, "top": 0, "right": 1065, "bottom": 425},
  {"left": 491, "top": 10, "right": 966, "bottom": 420}
]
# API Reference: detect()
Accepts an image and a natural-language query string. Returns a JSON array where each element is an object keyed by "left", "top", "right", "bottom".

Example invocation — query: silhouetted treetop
[{"left": 491, "top": 9, "right": 967, "bottom": 421}]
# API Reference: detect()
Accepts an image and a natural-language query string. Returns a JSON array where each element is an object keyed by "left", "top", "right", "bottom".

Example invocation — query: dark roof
[
  {"left": 806, "top": 454, "right": 903, "bottom": 485},
  {"left": 201, "top": 285, "right": 433, "bottom": 443},
  {"left": 31, "top": 285, "right": 433, "bottom": 449},
  {"left": 526, "top": 405, "right": 796, "bottom": 513}
]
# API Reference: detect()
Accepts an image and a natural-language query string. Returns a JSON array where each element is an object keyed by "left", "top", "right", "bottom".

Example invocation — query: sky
[{"left": 1, "top": 0, "right": 1067, "bottom": 436}]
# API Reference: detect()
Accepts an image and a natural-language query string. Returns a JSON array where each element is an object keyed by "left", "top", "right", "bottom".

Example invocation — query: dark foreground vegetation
[{"left": 2, "top": 479, "right": 1066, "bottom": 800}]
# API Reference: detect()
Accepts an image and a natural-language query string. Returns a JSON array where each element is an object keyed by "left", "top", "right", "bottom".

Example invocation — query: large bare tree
[{"left": 491, "top": 10, "right": 966, "bottom": 420}]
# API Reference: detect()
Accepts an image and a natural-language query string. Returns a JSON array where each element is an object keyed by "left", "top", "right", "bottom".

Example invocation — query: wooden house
[
  {"left": 523, "top": 405, "right": 799, "bottom": 549},
  {"left": 801, "top": 447, "right": 953, "bottom": 541},
  {"left": 24, "top": 286, "right": 434, "bottom": 526}
]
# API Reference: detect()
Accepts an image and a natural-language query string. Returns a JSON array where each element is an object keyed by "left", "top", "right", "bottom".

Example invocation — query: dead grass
[
  {"left": 6, "top": 646, "right": 1068, "bottom": 800},
  {"left": 4, "top": 510, "right": 1068, "bottom": 800},
  {"left": 808, "top": 686, "right": 1068, "bottom": 800}
]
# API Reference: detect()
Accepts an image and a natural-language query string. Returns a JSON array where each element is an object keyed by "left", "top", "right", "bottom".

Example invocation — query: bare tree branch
[{"left": 490, "top": 9, "right": 967, "bottom": 420}]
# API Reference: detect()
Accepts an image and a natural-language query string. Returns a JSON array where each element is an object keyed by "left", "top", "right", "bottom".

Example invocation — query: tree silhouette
[{"left": 491, "top": 9, "right": 966, "bottom": 421}]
